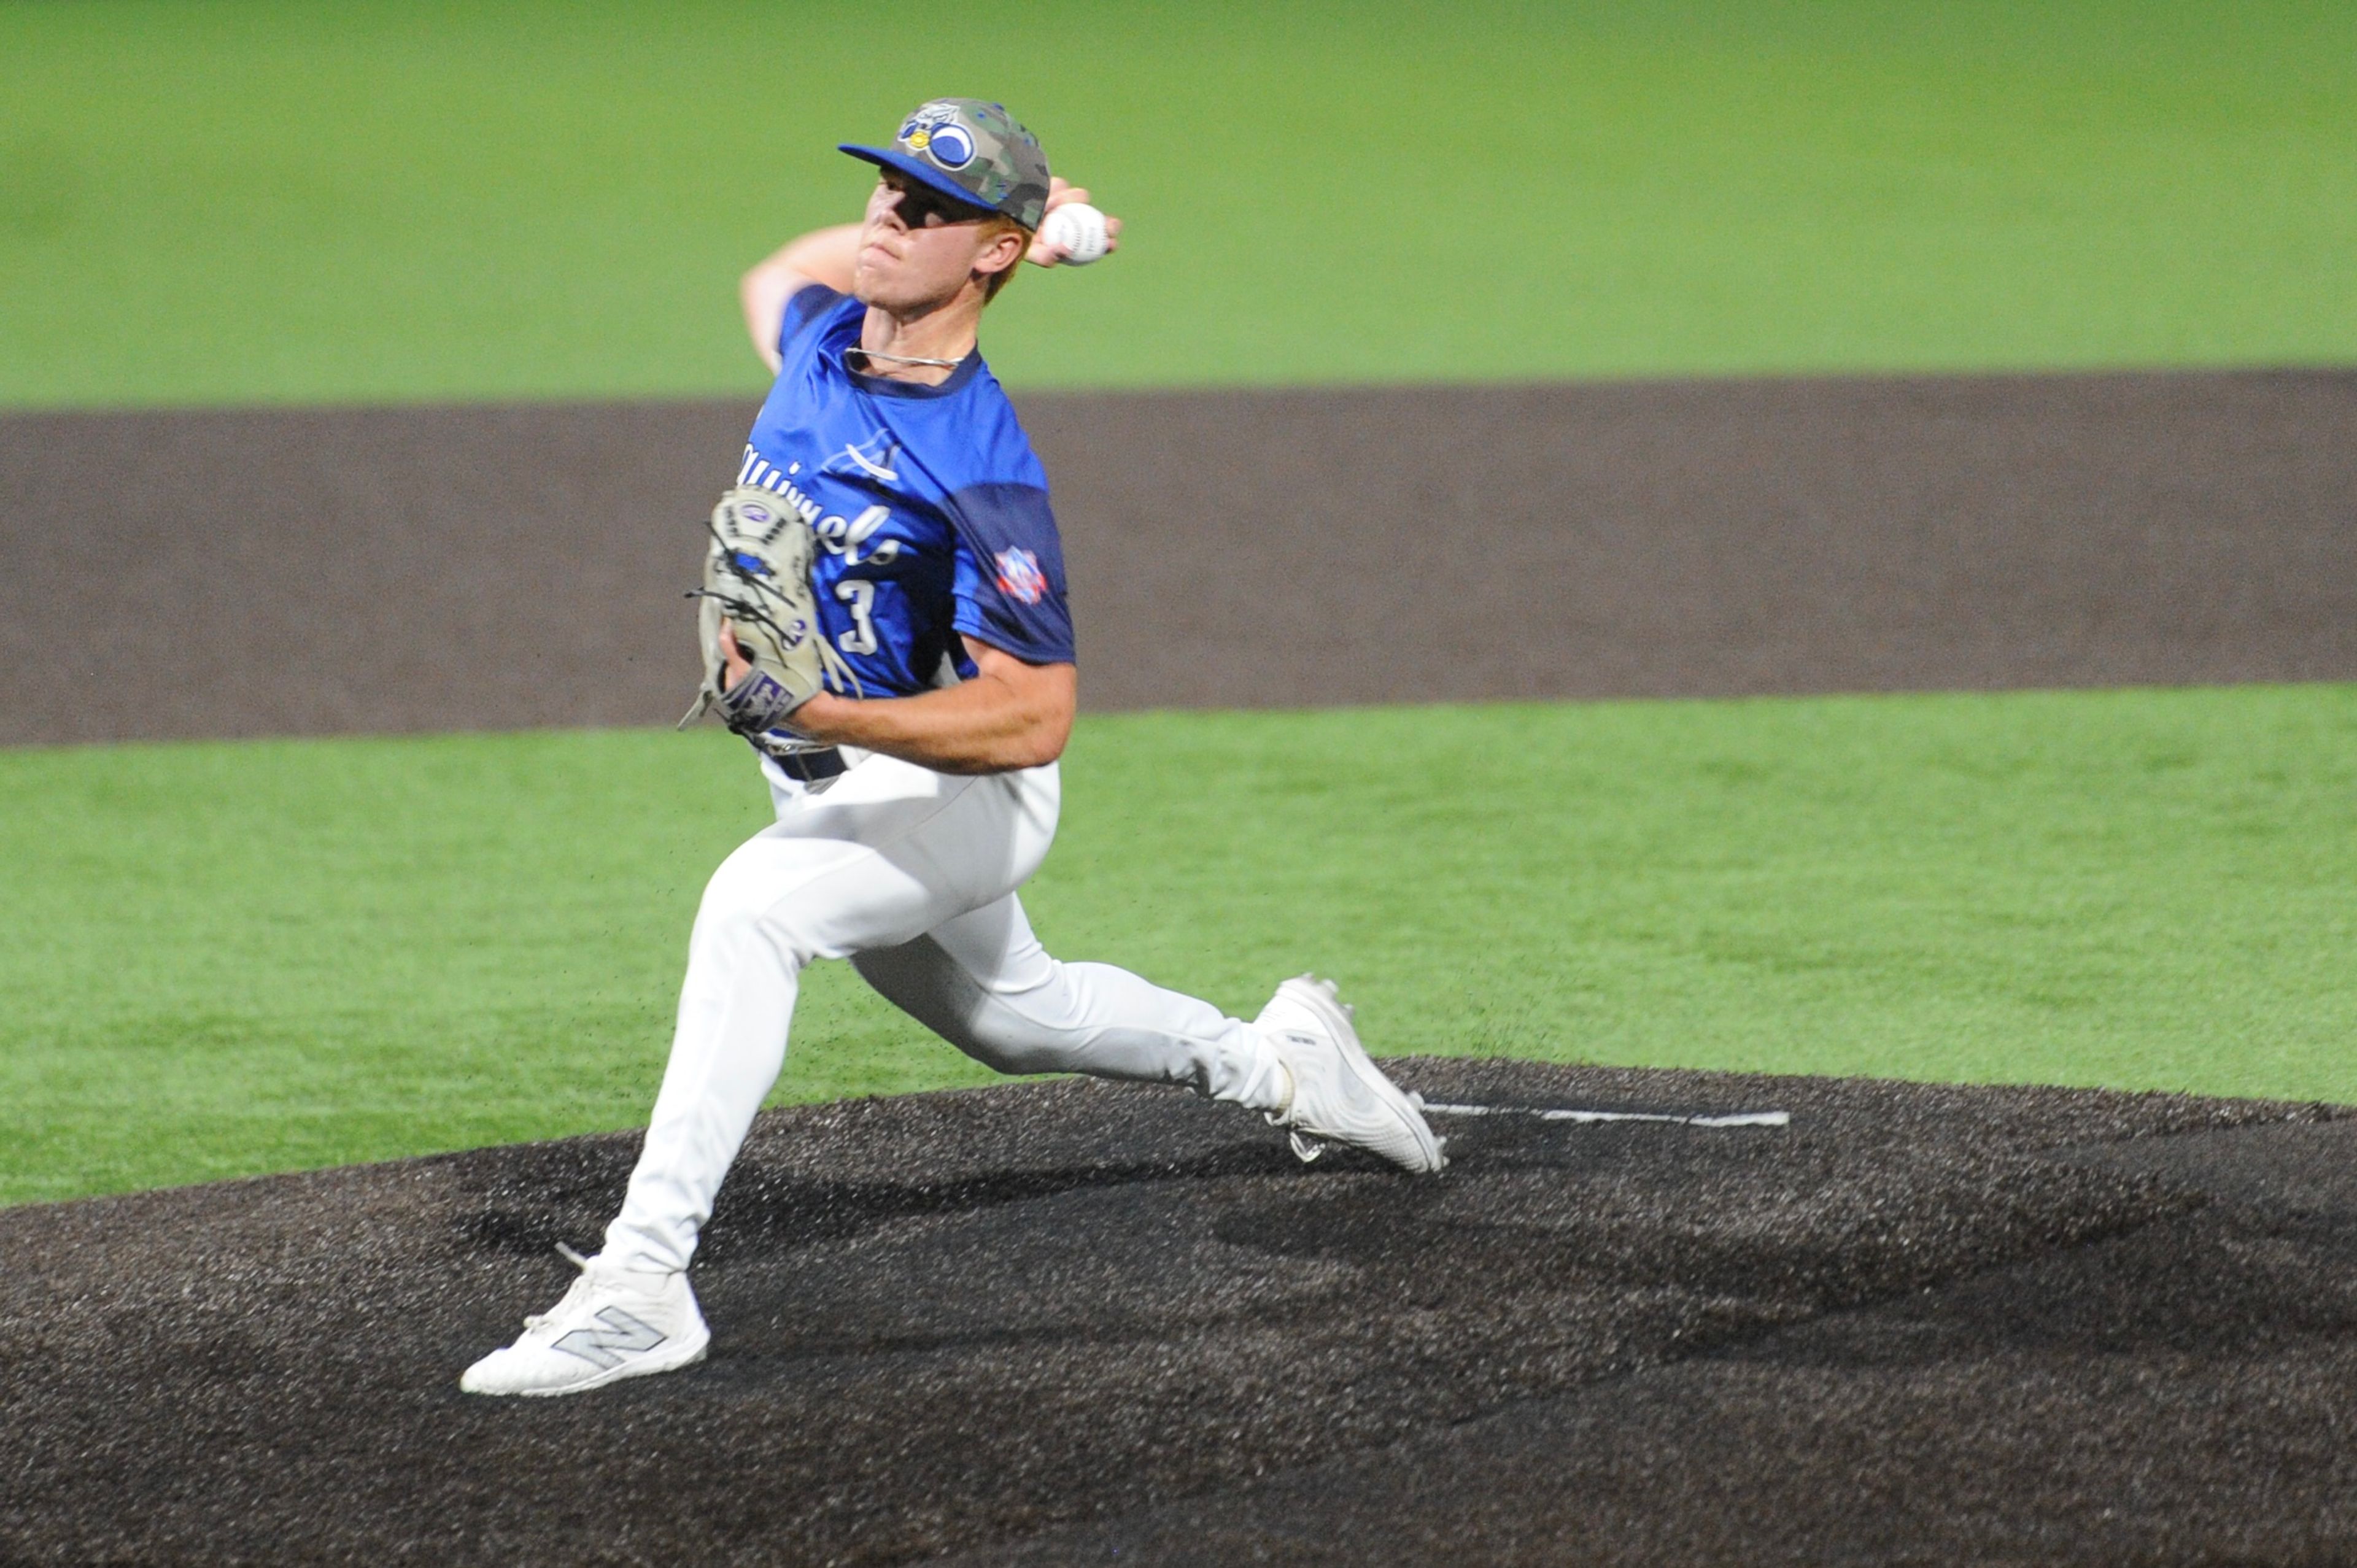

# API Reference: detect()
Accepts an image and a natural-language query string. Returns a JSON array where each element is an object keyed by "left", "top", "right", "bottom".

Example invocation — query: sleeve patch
[
  {"left": 993, "top": 547, "right": 1050, "bottom": 604},
  {"left": 946, "top": 482, "right": 1075, "bottom": 665}
]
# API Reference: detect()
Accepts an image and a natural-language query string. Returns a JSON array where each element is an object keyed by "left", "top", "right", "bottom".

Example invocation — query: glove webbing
[
  {"left": 688, "top": 514, "right": 864, "bottom": 708},
  {"left": 686, "top": 582, "right": 867, "bottom": 703}
]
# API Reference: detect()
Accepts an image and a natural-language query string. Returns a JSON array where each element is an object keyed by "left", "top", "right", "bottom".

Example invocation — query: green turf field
[
  {"left": 6, "top": 686, "right": 2352, "bottom": 1204},
  {"left": 4, "top": 0, "right": 2353, "bottom": 407}
]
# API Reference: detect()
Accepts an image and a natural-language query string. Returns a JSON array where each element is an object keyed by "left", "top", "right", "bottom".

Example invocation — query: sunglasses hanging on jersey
[{"left": 845, "top": 346, "right": 962, "bottom": 372}]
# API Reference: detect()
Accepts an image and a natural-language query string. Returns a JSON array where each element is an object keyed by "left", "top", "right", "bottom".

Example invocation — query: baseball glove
[{"left": 678, "top": 485, "right": 861, "bottom": 748}]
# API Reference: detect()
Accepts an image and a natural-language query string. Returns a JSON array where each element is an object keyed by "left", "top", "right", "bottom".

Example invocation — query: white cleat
[
  {"left": 460, "top": 1245, "right": 711, "bottom": 1397},
  {"left": 1258, "top": 975, "right": 1447, "bottom": 1175}
]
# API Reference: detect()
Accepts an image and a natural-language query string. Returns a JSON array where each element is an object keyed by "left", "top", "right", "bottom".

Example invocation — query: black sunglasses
[{"left": 881, "top": 175, "right": 994, "bottom": 230}]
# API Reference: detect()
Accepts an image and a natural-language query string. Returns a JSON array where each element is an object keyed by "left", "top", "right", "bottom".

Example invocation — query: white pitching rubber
[{"left": 1419, "top": 1103, "right": 1790, "bottom": 1129}]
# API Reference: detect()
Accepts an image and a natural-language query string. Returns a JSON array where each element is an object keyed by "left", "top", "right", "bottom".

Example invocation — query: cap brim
[{"left": 839, "top": 145, "right": 1015, "bottom": 225}]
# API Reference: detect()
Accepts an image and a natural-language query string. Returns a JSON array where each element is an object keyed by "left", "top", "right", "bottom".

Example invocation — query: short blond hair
[{"left": 980, "top": 215, "right": 1029, "bottom": 303}]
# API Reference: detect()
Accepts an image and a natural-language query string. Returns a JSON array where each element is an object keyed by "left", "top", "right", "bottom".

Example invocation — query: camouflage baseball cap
[{"left": 841, "top": 98, "right": 1052, "bottom": 231}]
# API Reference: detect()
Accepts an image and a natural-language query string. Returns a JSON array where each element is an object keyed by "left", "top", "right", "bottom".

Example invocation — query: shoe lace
[{"left": 520, "top": 1243, "right": 595, "bottom": 1332}]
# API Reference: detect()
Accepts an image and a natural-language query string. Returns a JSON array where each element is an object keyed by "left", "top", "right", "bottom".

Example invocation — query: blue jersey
[{"left": 737, "top": 285, "right": 1075, "bottom": 701}]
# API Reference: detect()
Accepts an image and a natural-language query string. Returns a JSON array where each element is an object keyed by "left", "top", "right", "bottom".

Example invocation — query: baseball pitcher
[{"left": 463, "top": 99, "right": 1444, "bottom": 1398}]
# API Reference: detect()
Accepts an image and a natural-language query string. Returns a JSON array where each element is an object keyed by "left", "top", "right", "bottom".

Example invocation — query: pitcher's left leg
[
  {"left": 462, "top": 760, "right": 1058, "bottom": 1398},
  {"left": 605, "top": 758, "right": 1059, "bottom": 1274}
]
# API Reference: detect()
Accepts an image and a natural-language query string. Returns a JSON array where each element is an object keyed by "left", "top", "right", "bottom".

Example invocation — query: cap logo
[
  {"left": 899, "top": 102, "right": 964, "bottom": 164},
  {"left": 925, "top": 123, "right": 975, "bottom": 169}
]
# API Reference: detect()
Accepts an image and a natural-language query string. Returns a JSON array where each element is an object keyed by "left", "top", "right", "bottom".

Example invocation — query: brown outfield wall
[{"left": 2, "top": 370, "right": 2353, "bottom": 747}]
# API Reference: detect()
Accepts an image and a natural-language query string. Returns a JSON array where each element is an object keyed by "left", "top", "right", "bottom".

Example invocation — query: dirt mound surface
[{"left": 5, "top": 1060, "right": 2355, "bottom": 1565}]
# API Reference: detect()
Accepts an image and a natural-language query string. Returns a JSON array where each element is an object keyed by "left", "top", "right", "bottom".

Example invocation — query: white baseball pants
[{"left": 602, "top": 752, "right": 1291, "bottom": 1274}]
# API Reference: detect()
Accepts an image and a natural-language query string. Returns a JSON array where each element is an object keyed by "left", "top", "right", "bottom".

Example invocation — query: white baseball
[{"left": 1040, "top": 201, "right": 1110, "bottom": 266}]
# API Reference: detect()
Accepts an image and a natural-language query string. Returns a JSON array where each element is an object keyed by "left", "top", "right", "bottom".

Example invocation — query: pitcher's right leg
[
  {"left": 856, "top": 895, "right": 1446, "bottom": 1173},
  {"left": 853, "top": 894, "right": 1292, "bottom": 1111}
]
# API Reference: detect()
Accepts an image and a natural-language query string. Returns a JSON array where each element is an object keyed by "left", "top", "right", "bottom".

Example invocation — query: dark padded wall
[{"left": 3, "top": 372, "right": 2351, "bottom": 746}]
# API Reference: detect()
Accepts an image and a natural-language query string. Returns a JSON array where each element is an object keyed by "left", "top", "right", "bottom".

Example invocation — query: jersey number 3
[{"left": 834, "top": 579, "right": 879, "bottom": 655}]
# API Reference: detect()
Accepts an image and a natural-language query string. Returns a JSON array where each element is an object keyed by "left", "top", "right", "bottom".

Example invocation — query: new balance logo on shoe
[
  {"left": 553, "top": 1307, "right": 666, "bottom": 1370},
  {"left": 461, "top": 1248, "right": 712, "bottom": 1396}
]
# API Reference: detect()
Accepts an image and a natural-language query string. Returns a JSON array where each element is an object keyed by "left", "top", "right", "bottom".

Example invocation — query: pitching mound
[{"left": 6, "top": 1060, "right": 2356, "bottom": 1565}]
